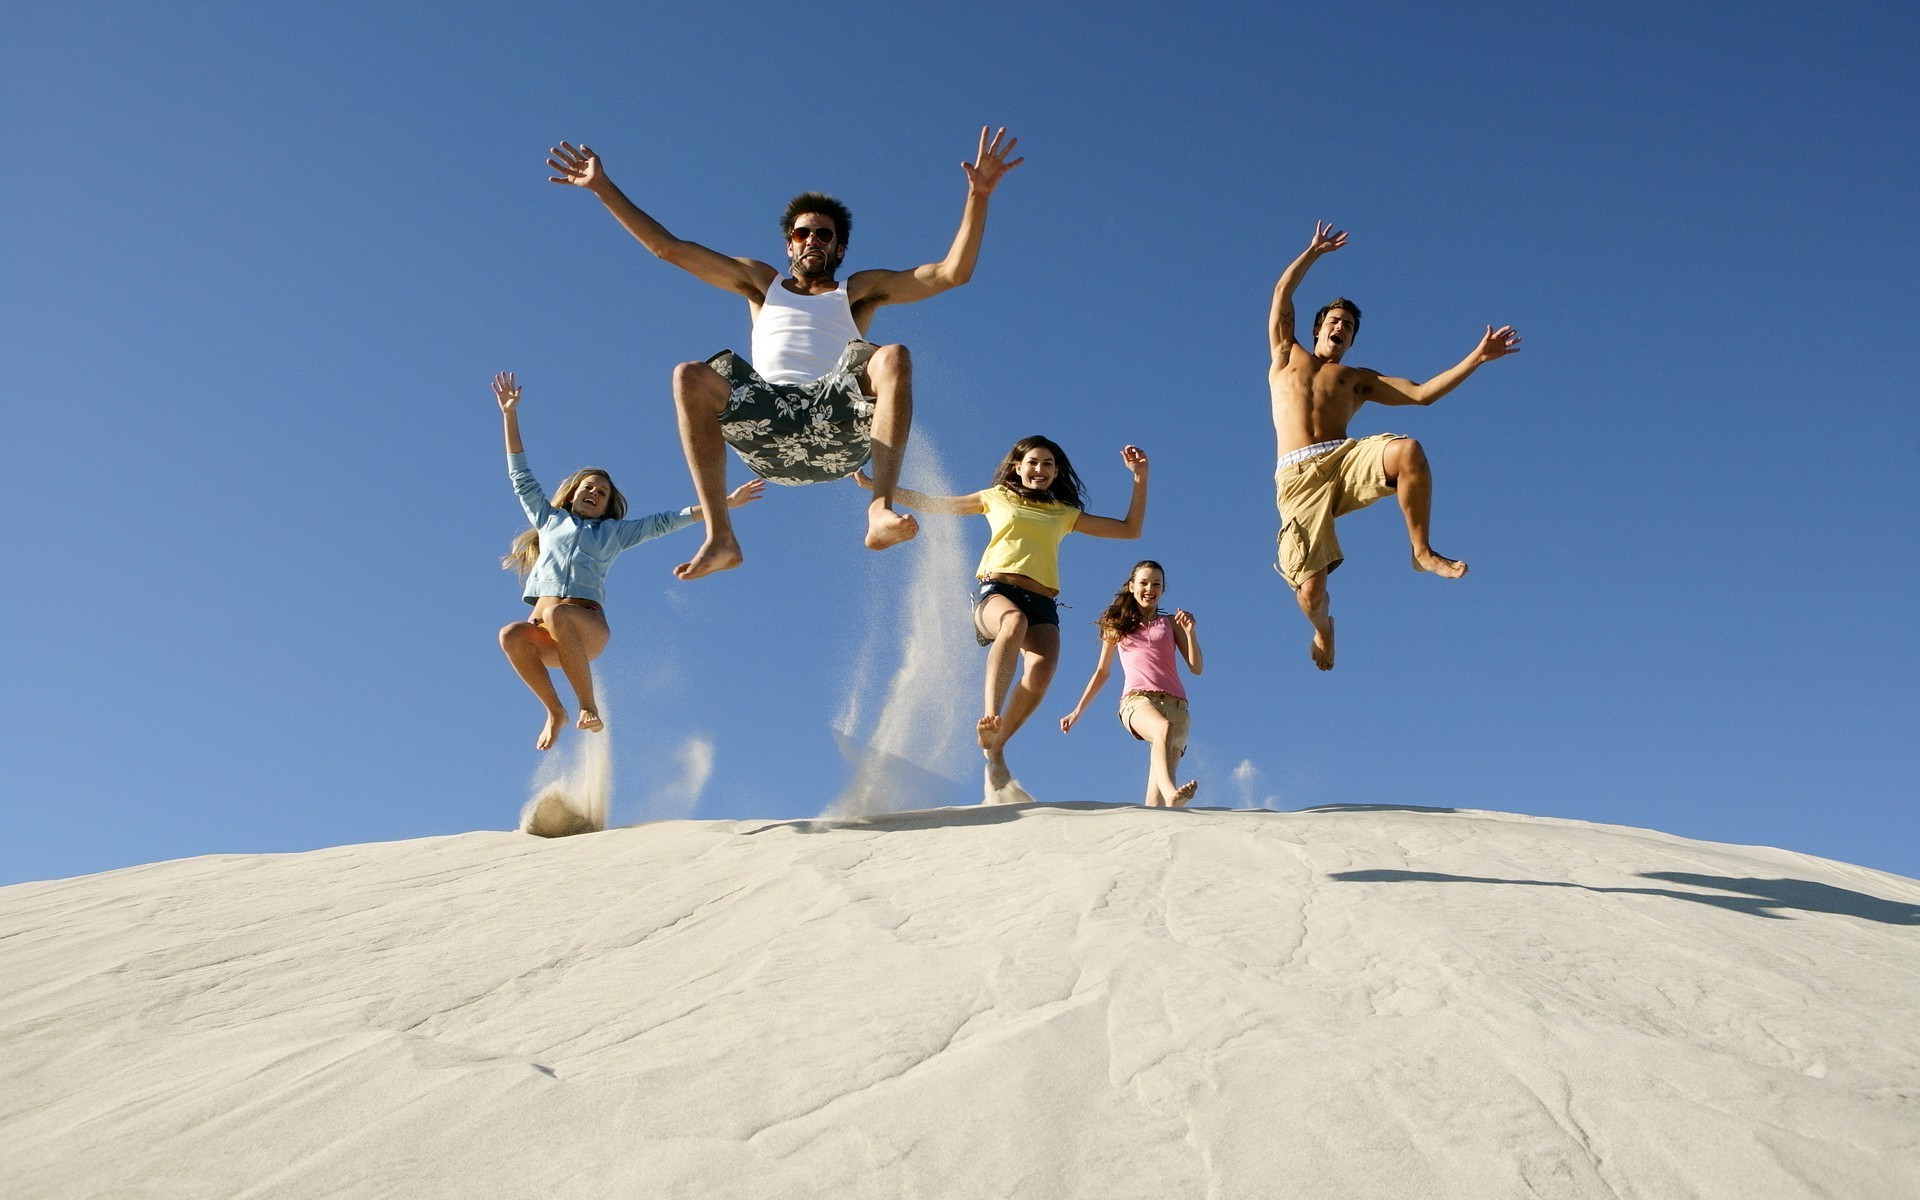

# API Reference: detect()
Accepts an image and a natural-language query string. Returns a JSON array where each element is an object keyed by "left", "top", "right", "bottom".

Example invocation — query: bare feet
[
  {"left": 674, "top": 535, "right": 743, "bottom": 581},
  {"left": 1170, "top": 780, "right": 1199, "bottom": 808},
  {"left": 977, "top": 715, "right": 1005, "bottom": 754},
  {"left": 1412, "top": 549, "right": 1468, "bottom": 579},
  {"left": 1310, "top": 617, "right": 1336, "bottom": 671},
  {"left": 537, "top": 707, "right": 567, "bottom": 751},
  {"left": 577, "top": 709, "right": 604, "bottom": 734},
  {"left": 864, "top": 504, "right": 918, "bottom": 551}
]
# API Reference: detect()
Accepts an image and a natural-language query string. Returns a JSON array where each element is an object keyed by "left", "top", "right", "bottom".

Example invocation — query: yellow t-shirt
[{"left": 976, "top": 486, "right": 1080, "bottom": 591}]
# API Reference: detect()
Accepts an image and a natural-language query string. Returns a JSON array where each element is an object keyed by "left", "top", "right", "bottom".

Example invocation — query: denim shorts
[{"left": 972, "top": 580, "right": 1060, "bottom": 646}]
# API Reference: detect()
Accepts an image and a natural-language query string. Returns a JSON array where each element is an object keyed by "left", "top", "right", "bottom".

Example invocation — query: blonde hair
[{"left": 501, "top": 467, "right": 627, "bottom": 578}]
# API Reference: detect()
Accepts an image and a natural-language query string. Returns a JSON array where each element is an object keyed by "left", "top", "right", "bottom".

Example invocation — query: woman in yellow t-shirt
[{"left": 863, "top": 436, "right": 1149, "bottom": 802}]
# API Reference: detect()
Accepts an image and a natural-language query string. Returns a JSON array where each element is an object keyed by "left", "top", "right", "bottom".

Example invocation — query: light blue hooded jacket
[{"left": 509, "top": 452, "right": 694, "bottom": 604}]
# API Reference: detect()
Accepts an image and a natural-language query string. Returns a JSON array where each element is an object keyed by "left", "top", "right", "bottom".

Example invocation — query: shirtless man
[
  {"left": 1268, "top": 222, "right": 1522, "bottom": 670},
  {"left": 548, "top": 128, "right": 1023, "bottom": 579}
]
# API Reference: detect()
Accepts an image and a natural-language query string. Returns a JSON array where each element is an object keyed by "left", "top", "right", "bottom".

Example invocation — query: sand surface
[{"left": 4, "top": 803, "right": 1917, "bottom": 1199}]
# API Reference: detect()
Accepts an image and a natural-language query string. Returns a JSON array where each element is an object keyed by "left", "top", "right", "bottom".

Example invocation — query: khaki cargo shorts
[
  {"left": 1119, "top": 690, "right": 1190, "bottom": 756},
  {"left": 1274, "top": 433, "right": 1404, "bottom": 589}
]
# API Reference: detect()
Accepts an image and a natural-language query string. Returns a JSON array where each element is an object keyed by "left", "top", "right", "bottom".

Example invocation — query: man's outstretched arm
[
  {"left": 1269, "top": 221, "right": 1347, "bottom": 362},
  {"left": 548, "top": 141, "right": 774, "bottom": 301},
  {"left": 850, "top": 126, "right": 1024, "bottom": 308},
  {"left": 1366, "top": 325, "right": 1524, "bottom": 406}
]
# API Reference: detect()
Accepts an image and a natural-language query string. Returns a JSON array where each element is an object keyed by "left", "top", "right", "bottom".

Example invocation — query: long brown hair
[
  {"left": 500, "top": 467, "right": 628, "bottom": 578},
  {"left": 991, "top": 435, "right": 1086, "bottom": 509},
  {"left": 1096, "top": 560, "right": 1166, "bottom": 641}
]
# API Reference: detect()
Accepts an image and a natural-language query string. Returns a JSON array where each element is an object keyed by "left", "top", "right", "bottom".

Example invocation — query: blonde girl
[
  {"left": 495, "top": 371, "right": 761, "bottom": 749},
  {"left": 1059, "top": 561, "right": 1203, "bottom": 806},
  {"left": 863, "top": 436, "right": 1147, "bottom": 799}
]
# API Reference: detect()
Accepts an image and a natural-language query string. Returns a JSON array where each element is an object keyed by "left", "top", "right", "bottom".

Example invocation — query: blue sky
[{"left": 4, "top": 0, "right": 1915, "bottom": 886}]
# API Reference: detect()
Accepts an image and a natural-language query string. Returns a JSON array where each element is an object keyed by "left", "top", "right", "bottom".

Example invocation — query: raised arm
[
  {"left": 1363, "top": 325, "right": 1524, "bottom": 407},
  {"left": 1172, "top": 609, "right": 1203, "bottom": 676},
  {"left": 495, "top": 371, "right": 525, "bottom": 455},
  {"left": 852, "top": 469, "right": 984, "bottom": 515},
  {"left": 847, "top": 126, "right": 1023, "bottom": 309},
  {"left": 1269, "top": 221, "right": 1348, "bottom": 363},
  {"left": 1059, "top": 636, "right": 1119, "bottom": 734},
  {"left": 687, "top": 479, "right": 766, "bottom": 522},
  {"left": 1073, "top": 446, "right": 1149, "bottom": 539},
  {"left": 548, "top": 141, "right": 775, "bottom": 300}
]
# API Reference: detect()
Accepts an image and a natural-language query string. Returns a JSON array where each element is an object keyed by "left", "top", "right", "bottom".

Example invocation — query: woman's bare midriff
[{"left": 982, "top": 571, "right": 1057, "bottom": 599}]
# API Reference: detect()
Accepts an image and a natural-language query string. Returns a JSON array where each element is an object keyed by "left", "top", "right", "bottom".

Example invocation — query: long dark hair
[
  {"left": 992, "top": 435, "right": 1086, "bottom": 510},
  {"left": 1097, "top": 560, "right": 1165, "bottom": 641}
]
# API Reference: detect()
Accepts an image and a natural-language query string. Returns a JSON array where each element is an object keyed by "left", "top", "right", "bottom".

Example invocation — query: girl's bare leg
[
  {"left": 996, "top": 624, "right": 1061, "bottom": 744},
  {"left": 538, "top": 602, "right": 610, "bottom": 732},
  {"left": 500, "top": 622, "right": 569, "bottom": 750},
  {"left": 1128, "top": 705, "right": 1178, "bottom": 806},
  {"left": 976, "top": 597, "right": 1028, "bottom": 780}
]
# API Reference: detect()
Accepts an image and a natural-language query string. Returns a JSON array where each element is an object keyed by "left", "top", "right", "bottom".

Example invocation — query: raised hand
[
  {"left": 1307, "top": 220, "right": 1348, "bottom": 257},
  {"left": 1173, "top": 609, "right": 1196, "bottom": 634},
  {"left": 1121, "top": 444, "right": 1149, "bottom": 481},
  {"left": 726, "top": 479, "right": 767, "bottom": 509},
  {"left": 492, "top": 371, "right": 521, "bottom": 414},
  {"left": 962, "top": 126, "right": 1024, "bottom": 195},
  {"left": 1475, "top": 324, "right": 1523, "bottom": 363},
  {"left": 546, "top": 141, "right": 604, "bottom": 189}
]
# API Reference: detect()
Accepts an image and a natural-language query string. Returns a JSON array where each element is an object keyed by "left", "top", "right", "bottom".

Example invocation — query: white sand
[{"left": 4, "top": 803, "right": 1917, "bottom": 1199}]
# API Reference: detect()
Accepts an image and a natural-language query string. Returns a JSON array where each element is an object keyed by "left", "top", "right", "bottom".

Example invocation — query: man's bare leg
[
  {"left": 671, "top": 361, "right": 744, "bottom": 580},
  {"left": 1295, "top": 571, "right": 1336, "bottom": 671},
  {"left": 1384, "top": 437, "right": 1468, "bottom": 579},
  {"left": 499, "top": 622, "right": 569, "bottom": 750},
  {"left": 861, "top": 344, "right": 918, "bottom": 551}
]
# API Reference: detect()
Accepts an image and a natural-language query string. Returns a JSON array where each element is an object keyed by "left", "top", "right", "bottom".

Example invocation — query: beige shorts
[
  {"left": 1274, "top": 433, "right": 1404, "bottom": 588},
  {"left": 1119, "top": 690, "right": 1190, "bottom": 756}
]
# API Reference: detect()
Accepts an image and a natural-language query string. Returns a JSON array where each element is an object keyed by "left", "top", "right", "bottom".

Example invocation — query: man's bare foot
[
  {"left": 864, "top": 505, "right": 918, "bottom": 551},
  {"left": 1310, "top": 618, "right": 1335, "bottom": 671},
  {"left": 577, "top": 709, "right": 604, "bottom": 734},
  {"left": 1170, "top": 780, "right": 1199, "bottom": 808},
  {"left": 1412, "top": 549, "right": 1468, "bottom": 579},
  {"left": 537, "top": 708, "right": 567, "bottom": 751},
  {"left": 674, "top": 536, "right": 743, "bottom": 581}
]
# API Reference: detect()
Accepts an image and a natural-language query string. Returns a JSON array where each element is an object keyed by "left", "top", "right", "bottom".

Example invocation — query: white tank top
[{"left": 751, "top": 276, "right": 862, "bottom": 384}]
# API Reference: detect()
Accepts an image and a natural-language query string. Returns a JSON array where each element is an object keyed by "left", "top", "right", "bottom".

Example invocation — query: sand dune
[{"left": 4, "top": 803, "right": 1917, "bottom": 1198}]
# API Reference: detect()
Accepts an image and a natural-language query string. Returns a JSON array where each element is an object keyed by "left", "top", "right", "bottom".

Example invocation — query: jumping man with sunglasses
[{"left": 548, "top": 128, "right": 1024, "bottom": 580}]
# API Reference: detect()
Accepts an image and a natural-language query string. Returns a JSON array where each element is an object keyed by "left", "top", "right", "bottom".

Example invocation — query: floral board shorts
[{"left": 708, "top": 340, "right": 878, "bottom": 484}]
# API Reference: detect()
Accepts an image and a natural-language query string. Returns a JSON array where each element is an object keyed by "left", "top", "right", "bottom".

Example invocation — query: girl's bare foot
[
  {"left": 675, "top": 535, "right": 743, "bottom": 580},
  {"left": 1412, "top": 549, "right": 1468, "bottom": 579},
  {"left": 537, "top": 707, "right": 567, "bottom": 751},
  {"left": 577, "top": 708, "right": 604, "bottom": 734},
  {"left": 864, "top": 504, "right": 918, "bottom": 550},
  {"left": 1171, "top": 780, "right": 1199, "bottom": 807}
]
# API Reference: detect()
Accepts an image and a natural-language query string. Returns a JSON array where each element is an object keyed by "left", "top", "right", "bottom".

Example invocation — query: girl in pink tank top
[{"left": 1059, "top": 561, "right": 1205, "bottom": 807}]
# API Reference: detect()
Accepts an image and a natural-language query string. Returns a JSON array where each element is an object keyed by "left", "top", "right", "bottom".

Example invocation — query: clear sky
[{"left": 5, "top": 0, "right": 1915, "bottom": 887}]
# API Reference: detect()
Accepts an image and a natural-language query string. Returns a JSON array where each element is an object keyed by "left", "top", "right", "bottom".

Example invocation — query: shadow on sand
[{"left": 1329, "top": 868, "right": 1920, "bottom": 926}]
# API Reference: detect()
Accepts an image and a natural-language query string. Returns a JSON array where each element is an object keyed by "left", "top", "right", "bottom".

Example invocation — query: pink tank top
[{"left": 1116, "top": 615, "right": 1186, "bottom": 700}]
